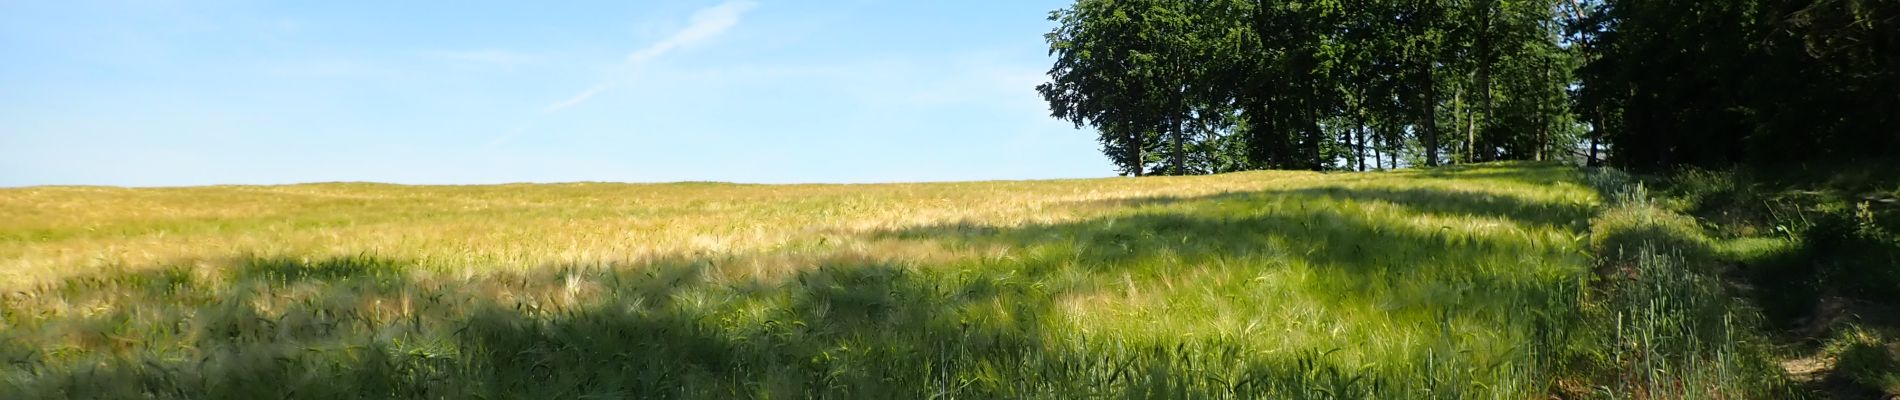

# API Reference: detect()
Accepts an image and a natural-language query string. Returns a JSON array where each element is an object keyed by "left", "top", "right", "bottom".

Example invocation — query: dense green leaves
[
  {"left": 1046, "top": 0, "right": 1894, "bottom": 174},
  {"left": 1576, "top": 0, "right": 1899, "bottom": 169},
  {"left": 1042, "top": 0, "right": 1582, "bottom": 174},
  {"left": 1037, "top": 0, "right": 1191, "bottom": 176}
]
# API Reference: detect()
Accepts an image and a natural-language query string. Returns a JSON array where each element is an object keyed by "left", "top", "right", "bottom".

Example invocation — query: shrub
[{"left": 1803, "top": 203, "right": 1900, "bottom": 300}]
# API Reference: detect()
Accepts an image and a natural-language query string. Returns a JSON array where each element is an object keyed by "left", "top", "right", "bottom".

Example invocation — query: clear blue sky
[{"left": 0, "top": 1, "right": 1113, "bottom": 187}]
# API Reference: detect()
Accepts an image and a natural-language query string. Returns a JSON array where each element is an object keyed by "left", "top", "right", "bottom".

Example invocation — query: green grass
[
  {"left": 1646, "top": 165, "right": 1900, "bottom": 398},
  {"left": 0, "top": 163, "right": 1793, "bottom": 398}
]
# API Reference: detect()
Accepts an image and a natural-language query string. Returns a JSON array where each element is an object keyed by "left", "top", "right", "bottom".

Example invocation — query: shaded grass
[
  {"left": 1642, "top": 166, "right": 1900, "bottom": 398},
  {"left": 1, "top": 254, "right": 1560, "bottom": 398}
]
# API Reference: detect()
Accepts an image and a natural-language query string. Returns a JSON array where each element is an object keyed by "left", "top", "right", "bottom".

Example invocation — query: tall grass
[
  {"left": 1576, "top": 169, "right": 1794, "bottom": 398},
  {"left": 0, "top": 163, "right": 1727, "bottom": 398},
  {"left": 1645, "top": 166, "right": 1900, "bottom": 397}
]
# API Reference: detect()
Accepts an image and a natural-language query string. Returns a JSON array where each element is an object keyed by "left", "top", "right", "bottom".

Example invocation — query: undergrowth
[
  {"left": 1574, "top": 168, "right": 1795, "bottom": 398},
  {"left": 1649, "top": 165, "right": 1900, "bottom": 397}
]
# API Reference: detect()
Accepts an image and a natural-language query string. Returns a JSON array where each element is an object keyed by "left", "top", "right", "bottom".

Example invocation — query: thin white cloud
[
  {"left": 625, "top": 1, "right": 756, "bottom": 64},
  {"left": 544, "top": 0, "right": 758, "bottom": 112},
  {"left": 545, "top": 83, "right": 612, "bottom": 112}
]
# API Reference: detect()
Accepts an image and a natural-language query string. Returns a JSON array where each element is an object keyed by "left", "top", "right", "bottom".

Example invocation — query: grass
[
  {"left": 1645, "top": 165, "right": 1900, "bottom": 398},
  {"left": 0, "top": 163, "right": 1797, "bottom": 398},
  {"left": 1578, "top": 172, "right": 1792, "bottom": 398}
]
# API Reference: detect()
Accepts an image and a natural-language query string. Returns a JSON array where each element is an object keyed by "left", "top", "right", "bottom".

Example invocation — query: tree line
[{"left": 1038, "top": 0, "right": 1896, "bottom": 175}]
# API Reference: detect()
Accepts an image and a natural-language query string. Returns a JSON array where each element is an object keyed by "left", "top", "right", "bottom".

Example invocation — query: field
[{"left": 0, "top": 164, "right": 1778, "bottom": 398}]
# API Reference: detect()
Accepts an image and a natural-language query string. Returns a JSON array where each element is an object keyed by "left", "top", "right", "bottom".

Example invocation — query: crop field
[{"left": 1, "top": 164, "right": 1640, "bottom": 398}]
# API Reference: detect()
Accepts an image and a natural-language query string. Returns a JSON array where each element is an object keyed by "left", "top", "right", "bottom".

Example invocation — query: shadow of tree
[
  {"left": 1415, "top": 162, "right": 1581, "bottom": 187},
  {"left": 881, "top": 186, "right": 1590, "bottom": 323},
  {"left": 1279, "top": 186, "right": 1594, "bottom": 230},
  {"left": 5, "top": 256, "right": 1412, "bottom": 398}
]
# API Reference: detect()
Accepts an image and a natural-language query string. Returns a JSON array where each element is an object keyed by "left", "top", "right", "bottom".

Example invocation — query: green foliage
[
  {"left": 1042, "top": 0, "right": 1583, "bottom": 174},
  {"left": 1039, "top": 0, "right": 1203, "bottom": 176},
  {"left": 1649, "top": 166, "right": 1900, "bottom": 342},
  {"left": 1801, "top": 203, "right": 1900, "bottom": 300},
  {"left": 1575, "top": 0, "right": 1900, "bottom": 168},
  {"left": 1046, "top": 0, "right": 1896, "bottom": 173}
]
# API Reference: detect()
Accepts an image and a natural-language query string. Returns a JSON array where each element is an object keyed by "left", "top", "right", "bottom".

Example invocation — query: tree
[
  {"left": 1576, "top": 0, "right": 1899, "bottom": 169},
  {"left": 1040, "top": 0, "right": 1171, "bottom": 176},
  {"left": 1043, "top": 0, "right": 1591, "bottom": 174},
  {"left": 1042, "top": 0, "right": 1215, "bottom": 176}
]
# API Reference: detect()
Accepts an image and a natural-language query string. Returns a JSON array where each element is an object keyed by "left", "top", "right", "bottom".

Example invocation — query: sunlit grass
[{"left": 0, "top": 163, "right": 1618, "bottom": 398}]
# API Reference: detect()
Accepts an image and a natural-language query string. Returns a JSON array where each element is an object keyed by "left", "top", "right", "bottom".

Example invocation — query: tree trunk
[
  {"left": 1476, "top": 77, "right": 1492, "bottom": 162},
  {"left": 1344, "top": 119, "right": 1358, "bottom": 171},
  {"left": 1306, "top": 119, "right": 1323, "bottom": 171},
  {"left": 1356, "top": 123, "right": 1368, "bottom": 171},
  {"left": 1536, "top": 56, "right": 1551, "bottom": 162},
  {"left": 1131, "top": 128, "right": 1145, "bottom": 177},
  {"left": 1390, "top": 126, "right": 1399, "bottom": 169},
  {"left": 1468, "top": 90, "right": 1482, "bottom": 162},
  {"left": 1456, "top": 83, "right": 1469, "bottom": 163},
  {"left": 1386, "top": 125, "right": 1397, "bottom": 169},
  {"left": 1203, "top": 118, "right": 1218, "bottom": 174},
  {"left": 1374, "top": 124, "right": 1385, "bottom": 170},
  {"left": 1473, "top": 0, "right": 1496, "bottom": 163},
  {"left": 1162, "top": 114, "right": 1178, "bottom": 174},
  {"left": 1385, "top": 128, "right": 1395, "bottom": 169},
  {"left": 1587, "top": 105, "right": 1602, "bottom": 167},
  {"left": 1170, "top": 90, "right": 1186, "bottom": 175},
  {"left": 1242, "top": 98, "right": 1281, "bottom": 170},
  {"left": 1422, "top": 60, "right": 1441, "bottom": 167}
]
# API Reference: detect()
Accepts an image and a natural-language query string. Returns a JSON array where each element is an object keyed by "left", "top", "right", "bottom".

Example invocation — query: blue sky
[{"left": 0, "top": 1, "right": 1112, "bottom": 187}]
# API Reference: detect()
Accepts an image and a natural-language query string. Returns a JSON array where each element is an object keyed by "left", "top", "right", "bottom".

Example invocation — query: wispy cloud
[
  {"left": 624, "top": 1, "right": 756, "bottom": 64},
  {"left": 544, "top": 84, "right": 612, "bottom": 112},
  {"left": 544, "top": 0, "right": 758, "bottom": 112}
]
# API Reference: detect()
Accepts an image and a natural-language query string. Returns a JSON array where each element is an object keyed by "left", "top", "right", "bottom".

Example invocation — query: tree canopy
[{"left": 1040, "top": 0, "right": 1897, "bottom": 173}]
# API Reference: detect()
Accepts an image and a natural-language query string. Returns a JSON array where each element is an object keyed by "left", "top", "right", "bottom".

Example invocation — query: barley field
[{"left": 1, "top": 164, "right": 1619, "bottom": 398}]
